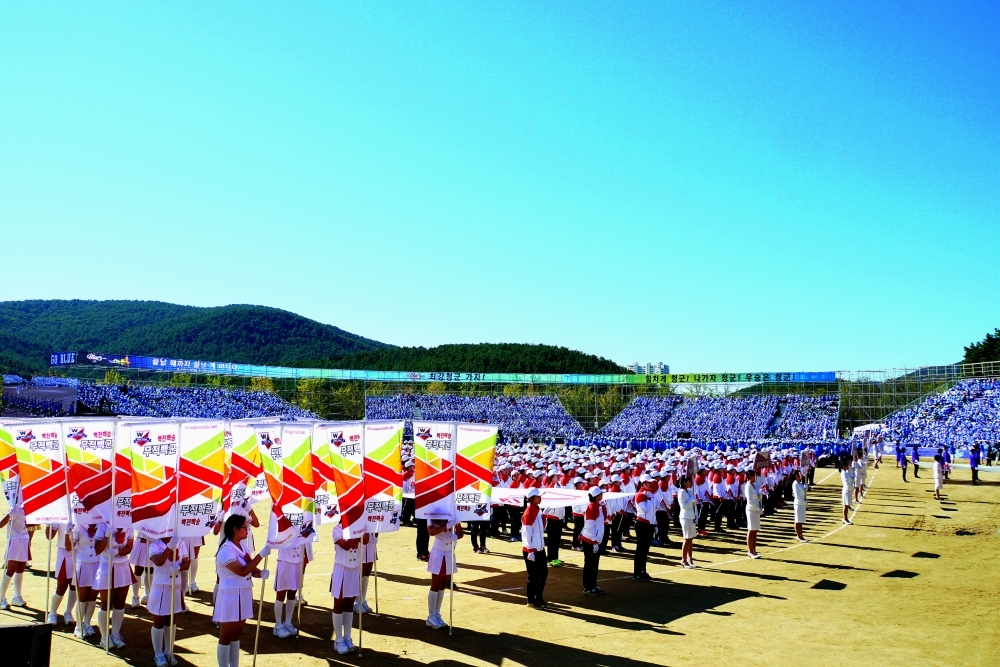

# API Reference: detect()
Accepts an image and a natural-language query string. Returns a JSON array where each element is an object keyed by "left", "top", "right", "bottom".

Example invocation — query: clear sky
[{"left": 2, "top": 2, "right": 997, "bottom": 372}]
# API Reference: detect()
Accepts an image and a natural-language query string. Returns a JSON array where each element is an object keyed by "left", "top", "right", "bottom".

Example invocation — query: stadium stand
[
  {"left": 884, "top": 378, "right": 1000, "bottom": 447},
  {"left": 1, "top": 392, "right": 70, "bottom": 417},
  {"left": 76, "top": 383, "right": 316, "bottom": 420}
]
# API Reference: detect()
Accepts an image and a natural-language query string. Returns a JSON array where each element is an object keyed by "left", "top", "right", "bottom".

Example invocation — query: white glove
[
  {"left": 593, "top": 543, "right": 600, "bottom": 553},
  {"left": 257, "top": 544, "right": 272, "bottom": 559},
  {"left": 167, "top": 535, "right": 180, "bottom": 549},
  {"left": 260, "top": 568, "right": 270, "bottom": 580},
  {"left": 169, "top": 562, "right": 181, "bottom": 574},
  {"left": 446, "top": 520, "right": 460, "bottom": 530},
  {"left": 526, "top": 551, "right": 535, "bottom": 561}
]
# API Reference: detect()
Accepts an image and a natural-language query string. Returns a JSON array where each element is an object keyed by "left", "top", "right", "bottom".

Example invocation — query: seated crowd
[
  {"left": 884, "top": 378, "right": 1000, "bottom": 448},
  {"left": 76, "top": 382, "right": 315, "bottom": 420}
]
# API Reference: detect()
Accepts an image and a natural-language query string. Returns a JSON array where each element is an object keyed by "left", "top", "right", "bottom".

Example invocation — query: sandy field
[{"left": 2, "top": 462, "right": 998, "bottom": 667}]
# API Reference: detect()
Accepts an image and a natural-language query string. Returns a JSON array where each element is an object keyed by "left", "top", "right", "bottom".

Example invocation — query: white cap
[
  {"left": 588, "top": 486, "right": 602, "bottom": 497},
  {"left": 525, "top": 487, "right": 541, "bottom": 499},
  {"left": 639, "top": 474, "right": 652, "bottom": 484}
]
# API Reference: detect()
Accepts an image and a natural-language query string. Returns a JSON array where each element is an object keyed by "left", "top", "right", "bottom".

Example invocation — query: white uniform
[
  {"left": 678, "top": 488, "right": 697, "bottom": 539},
  {"left": 427, "top": 525, "right": 459, "bottom": 576},
  {"left": 146, "top": 539, "right": 189, "bottom": 616},
  {"left": 933, "top": 461, "right": 944, "bottom": 491},
  {"left": 213, "top": 540, "right": 255, "bottom": 623},
  {"left": 330, "top": 525, "right": 361, "bottom": 598},
  {"left": 3, "top": 506, "right": 31, "bottom": 562},
  {"left": 744, "top": 482, "right": 762, "bottom": 532},
  {"left": 52, "top": 523, "right": 74, "bottom": 579},
  {"left": 94, "top": 523, "right": 135, "bottom": 590},
  {"left": 840, "top": 469, "right": 854, "bottom": 506},
  {"left": 73, "top": 524, "right": 101, "bottom": 588},
  {"left": 792, "top": 480, "right": 807, "bottom": 524},
  {"left": 274, "top": 541, "right": 306, "bottom": 592},
  {"left": 129, "top": 533, "right": 153, "bottom": 569}
]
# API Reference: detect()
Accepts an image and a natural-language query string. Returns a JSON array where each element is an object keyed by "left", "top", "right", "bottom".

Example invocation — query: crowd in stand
[
  {"left": 366, "top": 394, "right": 585, "bottom": 440},
  {"left": 601, "top": 396, "right": 682, "bottom": 438},
  {"left": 76, "top": 383, "right": 315, "bottom": 420},
  {"left": 1, "top": 392, "right": 70, "bottom": 417},
  {"left": 2, "top": 374, "right": 27, "bottom": 385},
  {"left": 885, "top": 379, "right": 1000, "bottom": 448},
  {"left": 770, "top": 395, "right": 839, "bottom": 440}
]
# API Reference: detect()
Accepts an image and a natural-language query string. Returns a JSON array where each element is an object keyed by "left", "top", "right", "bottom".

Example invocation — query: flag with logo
[
  {"left": 363, "top": 420, "right": 403, "bottom": 533},
  {"left": 272, "top": 423, "right": 315, "bottom": 546},
  {"left": 328, "top": 422, "right": 366, "bottom": 538},
  {"left": 413, "top": 421, "right": 456, "bottom": 521},
  {"left": 10, "top": 422, "right": 69, "bottom": 523},
  {"left": 129, "top": 422, "right": 180, "bottom": 538},
  {"left": 454, "top": 423, "right": 498, "bottom": 522},
  {"left": 177, "top": 421, "right": 225, "bottom": 537},
  {"left": 63, "top": 420, "right": 118, "bottom": 524},
  {"left": 0, "top": 420, "right": 22, "bottom": 512},
  {"left": 310, "top": 423, "right": 339, "bottom": 525},
  {"left": 226, "top": 421, "right": 265, "bottom": 512}
]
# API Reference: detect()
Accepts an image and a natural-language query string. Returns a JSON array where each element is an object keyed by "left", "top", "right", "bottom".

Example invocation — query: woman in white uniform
[
  {"left": 355, "top": 531, "right": 377, "bottom": 615},
  {"left": 839, "top": 459, "right": 854, "bottom": 525},
  {"left": 330, "top": 523, "right": 361, "bottom": 654},
  {"left": 677, "top": 476, "right": 697, "bottom": 568},
  {"left": 791, "top": 469, "right": 808, "bottom": 542},
  {"left": 932, "top": 454, "right": 944, "bottom": 500},
  {"left": 273, "top": 523, "right": 314, "bottom": 639},
  {"left": 0, "top": 504, "right": 31, "bottom": 609},
  {"left": 130, "top": 531, "right": 153, "bottom": 607},
  {"left": 744, "top": 469, "right": 762, "bottom": 559},
  {"left": 94, "top": 522, "right": 135, "bottom": 650},
  {"left": 214, "top": 514, "right": 270, "bottom": 667},
  {"left": 427, "top": 519, "right": 463, "bottom": 626},
  {"left": 72, "top": 521, "right": 101, "bottom": 638},
  {"left": 46, "top": 522, "right": 78, "bottom": 625},
  {"left": 147, "top": 536, "right": 189, "bottom": 667},
  {"left": 181, "top": 535, "right": 204, "bottom": 598}
]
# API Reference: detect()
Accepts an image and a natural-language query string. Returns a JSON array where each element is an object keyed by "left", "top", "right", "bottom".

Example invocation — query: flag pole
[
  {"left": 251, "top": 553, "right": 268, "bottom": 667},
  {"left": 449, "top": 535, "right": 455, "bottom": 636},
  {"left": 45, "top": 525, "right": 52, "bottom": 622},
  {"left": 167, "top": 431, "right": 181, "bottom": 666},
  {"left": 59, "top": 423, "right": 85, "bottom": 639},
  {"left": 357, "top": 551, "right": 363, "bottom": 658},
  {"left": 373, "top": 540, "right": 378, "bottom": 616},
  {"left": 104, "top": 439, "right": 117, "bottom": 655}
]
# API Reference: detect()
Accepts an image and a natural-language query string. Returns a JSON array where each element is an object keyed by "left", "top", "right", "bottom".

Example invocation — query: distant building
[{"left": 628, "top": 362, "right": 669, "bottom": 375}]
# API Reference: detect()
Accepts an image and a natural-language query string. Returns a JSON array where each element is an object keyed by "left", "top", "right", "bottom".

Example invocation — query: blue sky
[{"left": 2, "top": 2, "right": 997, "bottom": 372}]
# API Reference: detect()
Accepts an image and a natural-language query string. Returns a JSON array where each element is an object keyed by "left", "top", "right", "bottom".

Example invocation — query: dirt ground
[{"left": 3, "top": 462, "right": 998, "bottom": 667}]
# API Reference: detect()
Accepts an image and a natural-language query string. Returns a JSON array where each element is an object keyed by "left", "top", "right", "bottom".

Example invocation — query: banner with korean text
[
  {"left": 10, "top": 422, "right": 69, "bottom": 523},
  {"left": 328, "top": 422, "right": 366, "bottom": 539},
  {"left": 177, "top": 421, "right": 225, "bottom": 537},
  {"left": 274, "top": 423, "right": 315, "bottom": 543},
  {"left": 310, "top": 423, "right": 339, "bottom": 525},
  {"left": 129, "top": 422, "right": 180, "bottom": 538},
  {"left": 363, "top": 420, "right": 403, "bottom": 533},
  {"left": 413, "top": 421, "right": 456, "bottom": 521},
  {"left": 63, "top": 420, "right": 117, "bottom": 524},
  {"left": 0, "top": 421, "right": 22, "bottom": 512},
  {"left": 454, "top": 424, "right": 498, "bottom": 522}
]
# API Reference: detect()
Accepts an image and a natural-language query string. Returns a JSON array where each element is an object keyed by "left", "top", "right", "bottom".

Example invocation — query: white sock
[
  {"left": 131, "top": 581, "right": 140, "bottom": 598},
  {"left": 84, "top": 601, "right": 96, "bottom": 626},
  {"left": 342, "top": 612, "right": 353, "bottom": 642},
  {"left": 144, "top": 571, "right": 151, "bottom": 597},
  {"left": 12, "top": 572, "right": 23, "bottom": 598},
  {"left": 189, "top": 558, "right": 199, "bottom": 586},
  {"left": 65, "top": 589, "right": 77, "bottom": 615},
  {"left": 98, "top": 609, "right": 108, "bottom": 637},
  {"left": 360, "top": 576, "right": 369, "bottom": 606},
  {"left": 181, "top": 571, "right": 189, "bottom": 596},
  {"left": 435, "top": 589, "right": 445, "bottom": 616},
  {"left": 274, "top": 600, "right": 284, "bottom": 626},
  {"left": 151, "top": 627, "right": 164, "bottom": 655},
  {"left": 217, "top": 643, "right": 230, "bottom": 667},
  {"left": 332, "top": 611, "right": 343, "bottom": 641},
  {"left": 0, "top": 574, "right": 10, "bottom": 599},
  {"left": 427, "top": 590, "right": 436, "bottom": 618},
  {"left": 50, "top": 593, "right": 64, "bottom": 615},
  {"left": 112, "top": 608, "right": 124, "bottom": 634},
  {"left": 229, "top": 640, "right": 240, "bottom": 667}
]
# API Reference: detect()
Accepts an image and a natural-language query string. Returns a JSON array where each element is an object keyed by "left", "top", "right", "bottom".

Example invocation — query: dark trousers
[
  {"left": 522, "top": 550, "right": 548, "bottom": 604},
  {"left": 697, "top": 501, "right": 713, "bottom": 532},
  {"left": 633, "top": 521, "right": 654, "bottom": 575},
  {"left": 582, "top": 544, "right": 601, "bottom": 590},
  {"left": 972, "top": 468, "right": 979, "bottom": 484},
  {"left": 807, "top": 467, "right": 815, "bottom": 485},
  {"left": 546, "top": 518, "right": 563, "bottom": 562},
  {"left": 469, "top": 521, "right": 489, "bottom": 550},
  {"left": 913, "top": 461, "right": 919, "bottom": 477},
  {"left": 509, "top": 507, "right": 523, "bottom": 539},
  {"left": 902, "top": 461, "right": 908, "bottom": 482},
  {"left": 600, "top": 522, "right": 612, "bottom": 554},
  {"left": 401, "top": 498, "right": 415, "bottom": 525},
  {"left": 655, "top": 510, "right": 671, "bottom": 542},
  {"left": 490, "top": 506, "right": 506, "bottom": 536},
  {"left": 714, "top": 500, "right": 731, "bottom": 530},
  {"left": 611, "top": 513, "right": 626, "bottom": 548},
  {"left": 415, "top": 518, "right": 429, "bottom": 557},
  {"left": 571, "top": 515, "right": 584, "bottom": 548}
]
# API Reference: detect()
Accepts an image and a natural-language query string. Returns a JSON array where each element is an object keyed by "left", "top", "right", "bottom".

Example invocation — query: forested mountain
[
  {"left": 0, "top": 300, "right": 388, "bottom": 375},
  {"left": 0, "top": 300, "right": 626, "bottom": 376},
  {"left": 964, "top": 328, "right": 1000, "bottom": 364},
  {"left": 305, "top": 343, "right": 626, "bottom": 375}
]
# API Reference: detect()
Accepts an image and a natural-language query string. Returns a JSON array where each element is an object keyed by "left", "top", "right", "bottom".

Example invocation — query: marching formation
[{"left": 0, "top": 416, "right": 868, "bottom": 667}]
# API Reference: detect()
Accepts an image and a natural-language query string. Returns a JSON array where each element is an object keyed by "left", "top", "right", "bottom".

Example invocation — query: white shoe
[
  {"left": 361, "top": 600, "right": 372, "bottom": 614},
  {"left": 84, "top": 624, "right": 98, "bottom": 638},
  {"left": 299, "top": 597, "right": 308, "bottom": 606},
  {"left": 47, "top": 612, "right": 60, "bottom": 625},
  {"left": 189, "top": 583, "right": 199, "bottom": 594},
  {"left": 426, "top": 615, "right": 446, "bottom": 629},
  {"left": 273, "top": 624, "right": 290, "bottom": 638},
  {"left": 154, "top": 654, "right": 169, "bottom": 667},
  {"left": 334, "top": 639, "right": 350, "bottom": 655},
  {"left": 99, "top": 636, "right": 111, "bottom": 651},
  {"left": 344, "top": 637, "right": 356, "bottom": 652},
  {"left": 168, "top": 654, "right": 178, "bottom": 666},
  {"left": 0, "top": 598, "right": 8, "bottom": 611},
  {"left": 131, "top": 595, "right": 140, "bottom": 608},
  {"left": 797, "top": 537, "right": 808, "bottom": 543},
  {"left": 283, "top": 623, "right": 298, "bottom": 637},
  {"left": 64, "top": 611, "right": 75, "bottom": 625},
  {"left": 750, "top": 552, "right": 762, "bottom": 559},
  {"left": 684, "top": 562, "right": 697, "bottom": 569},
  {"left": 140, "top": 595, "right": 148, "bottom": 605},
  {"left": 112, "top": 633, "right": 126, "bottom": 648},
  {"left": 10, "top": 595, "right": 25, "bottom": 607}
]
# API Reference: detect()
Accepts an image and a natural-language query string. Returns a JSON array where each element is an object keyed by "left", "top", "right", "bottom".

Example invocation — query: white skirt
[
  {"left": 5, "top": 535, "right": 30, "bottom": 563},
  {"left": 56, "top": 548, "right": 75, "bottom": 580},
  {"left": 76, "top": 561, "right": 99, "bottom": 588},
  {"left": 745, "top": 510, "right": 760, "bottom": 532},
  {"left": 329, "top": 564, "right": 361, "bottom": 599},
  {"left": 362, "top": 540, "right": 377, "bottom": 564},
  {"left": 427, "top": 547, "right": 457, "bottom": 576},
  {"left": 274, "top": 560, "right": 302, "bottom": 592},
  {"left": 794, "top": 504, "right": 806, "bottom": 524},
  {"left": 146, "top": 583, "right": 184, "bottom": 617},
  {"left": 681, "top": 518, "right": 696, "bottom": 540},
  {"left": 95, "top": 561, "right": 135, "bottom": 589},
  {"left": 934, "top": 478, "right": 943, "bottom": 490},
  {"left": 841, "top": 488, "right": 853, "bottom": 506},
  {"left": 213, "top": 587, "right": 254, "bottom": 623},
  {"left": 129, "top": 539, "right": 151, "bottom": 567}
]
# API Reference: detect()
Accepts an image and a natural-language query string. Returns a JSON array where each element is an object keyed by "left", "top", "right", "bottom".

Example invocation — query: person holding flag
[
  {"left": 46, "top": 522, "right": 78, "bottom": 625},
  {"left": 330, "top": 521, "right": 361, "bottom": 654},
  {"left": 130, "top": 531, "right": 154, "bottom": 607},
  {"left": 426, "top": 518, "right": 462, "bottom": 628},
  {"left": 214, "top": 514, "right": 270, "bottom": 667},
  {"left": 71, "top": 520, "right": 101, "bottom": 638},
  {"left": 273, "top": 525, "right": 313, "bottom": 638},
  {"left": 355, "top": 530, "right": 376, "bottom": 615},
  {"left": 0, "top": 502, "right": 31, "bottom": 610},
  {"left": 94, "top": 521, "right": 135, "bottom": 649},
  {"left": 147, "top": 535, "right": 189, "bottom": 667}
]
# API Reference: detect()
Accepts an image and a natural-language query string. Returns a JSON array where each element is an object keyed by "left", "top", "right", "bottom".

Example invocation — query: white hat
[
  {"left": 639, "top": 474, "right": 652, "bottom": 484},
  {"left": 588, "top": 486, "right": 602, "bottom": 497},
  {"left": 525, "top": 487, "right": 541, "bottom": 499}
]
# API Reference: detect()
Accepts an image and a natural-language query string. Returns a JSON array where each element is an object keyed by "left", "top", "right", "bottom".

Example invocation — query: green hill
[
  {"left": 0, "top": 300, "right": 388, "bottom": 375},
  {"left": 0, "top": 300, "right": 627, "bottom": 376},
  {"left": 306, "top": 343, "right": 626, "bottom": 375}
]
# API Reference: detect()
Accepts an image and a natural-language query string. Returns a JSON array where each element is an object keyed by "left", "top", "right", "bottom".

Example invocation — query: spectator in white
[
  {"left": 677, "top": 475, "right": 697, "bottom": 568},
  {"left": 744, "top": 469, "right": 762, "bottom": 559},
  {"left": 791, "top": 469, "right": 808, "bottom": 542}
]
